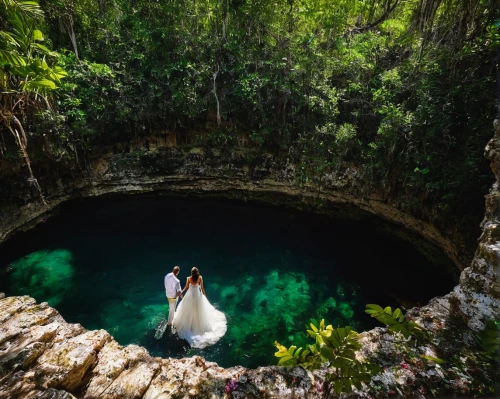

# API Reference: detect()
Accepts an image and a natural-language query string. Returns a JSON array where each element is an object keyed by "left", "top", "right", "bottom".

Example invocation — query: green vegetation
[
  {"left": 276, "top": 304, "right": 500, "bottom": 397},
  {"left": 0, "top": 0, "right": 66, "bottom": 203},
  {"left": 365, "top": 303, "right": 428, "bottom": 341},
  {"left": 275, "top": 320, "right": 380, "bottom": 397},
  {"left": 477, "top": 319, "right": 500, "bottom": 359},
  {"left": 0, "top": 0, "right": 497, "bottom": 234}
]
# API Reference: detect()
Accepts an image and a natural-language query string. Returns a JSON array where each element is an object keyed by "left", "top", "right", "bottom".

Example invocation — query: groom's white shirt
[{"left": 164, "top": 272, "right": 181, "bottom": 298}]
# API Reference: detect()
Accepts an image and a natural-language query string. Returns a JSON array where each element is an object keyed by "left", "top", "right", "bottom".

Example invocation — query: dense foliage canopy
[{"left": 0, "top": 0, "right": 498, "bottom": 235}]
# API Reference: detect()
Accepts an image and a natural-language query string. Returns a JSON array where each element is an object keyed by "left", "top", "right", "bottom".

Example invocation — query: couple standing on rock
[{"left": 164, "top": 266, "right": 227, "bottom": 348}]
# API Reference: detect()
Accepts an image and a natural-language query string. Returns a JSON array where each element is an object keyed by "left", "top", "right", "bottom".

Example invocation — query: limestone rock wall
[
  {"left": 0, "top": 147, "right": 466, "bottom": 270},
  {"left": 459, "top": 119, "right": 500, "bottom": 298}
]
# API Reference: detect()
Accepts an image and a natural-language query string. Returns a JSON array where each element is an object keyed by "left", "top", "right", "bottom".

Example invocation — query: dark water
[{"left": 0, "top": 196, "right": 457, "bottom": 368}]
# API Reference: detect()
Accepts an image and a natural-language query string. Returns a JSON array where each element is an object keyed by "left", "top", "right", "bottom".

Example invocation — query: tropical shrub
[
  {"left": 275, "top": 319, "right": 380, "bottom": 397},
  {"left": 0, "top": 0, "right": 66, "bottom": 203},
  {"left": 365, "top": 304, "right": 429, "bottom": 341}
]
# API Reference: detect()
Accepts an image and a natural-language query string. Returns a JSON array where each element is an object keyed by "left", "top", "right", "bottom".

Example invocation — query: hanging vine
[{"left": 0, "top": 0, "right": 66, "bottom": 205}]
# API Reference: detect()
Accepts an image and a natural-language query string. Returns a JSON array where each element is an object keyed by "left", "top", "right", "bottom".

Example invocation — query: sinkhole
[{"left": 0, "top": 196, "right": 457, "bottom": 368}]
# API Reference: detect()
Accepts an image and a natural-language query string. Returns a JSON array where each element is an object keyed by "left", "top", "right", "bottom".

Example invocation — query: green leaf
[
  {"left": 32, "top": 42, "right": 50, "bottom": 52},
  {"left": 278, "top": 355, "right": 296, "bottom": 365},
  {"left": 420, "top": 355, "right": 445, "bottom": 364},
  {"left": 334, "top": 380, "right": 343, "bottom": 395},
  {"left": 274, "top": 341, "right": 289, "bottom": 357},
  {"left": 344, "top": 380, "right": 353, "bottom": 393},
  {"left": 366, "top": 304, "right": 384, "bottom": 312},
  {"left": 32, "top": 29, "right": 43, "bottom": 41},
  {"left": 329, "top": 333, "right": 341, "bottom": 348},
  {"left": 0, "top": 31, "right": 20, "bottom": 47},
  {"left": 307, "top": 329, "right": 316, "bottom": 339},
  {"left": 30, "top": 78, "right": 56, "bottom": 89},
  {"left": 321, "top": 329, "right": 332, "bottom": 339},
  {"left": 320, "top": 345, "right": 335, "bottom": 361},
  {"left": 0, "top": 50, "right": 27, "bottom": 66}
]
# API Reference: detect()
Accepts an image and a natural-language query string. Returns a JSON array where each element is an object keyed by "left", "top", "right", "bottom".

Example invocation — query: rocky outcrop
[
  {"left": 0, "top": 295, "right": 320, "bottom": 399},
  {"left": 0, "top": 277, "right": 498, "bottom": 398},
  {"left": 460, "top": 120, "right": 500, "bottom": 298}
]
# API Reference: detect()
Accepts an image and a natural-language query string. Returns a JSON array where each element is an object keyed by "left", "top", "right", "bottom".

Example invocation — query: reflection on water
[{"left": 0, "top": 197, "right": 455, "bottom": 368}]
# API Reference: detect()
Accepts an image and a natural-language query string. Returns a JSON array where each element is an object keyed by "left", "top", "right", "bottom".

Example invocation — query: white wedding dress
[{"left": 172, "top": 277, "right": 227, "bottom": 348}]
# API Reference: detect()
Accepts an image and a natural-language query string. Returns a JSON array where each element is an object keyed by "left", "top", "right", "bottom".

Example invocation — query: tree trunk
[
  {"left": 213, "top": 64, "right": 221, "bottom": 127},
  {"left": 66, "top": 14, "right": 79, "bottom": 59}
]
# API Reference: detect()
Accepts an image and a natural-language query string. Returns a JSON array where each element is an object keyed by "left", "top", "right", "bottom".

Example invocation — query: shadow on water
[{"left": 0, "top": 195, "right": 457, "bottom": 368}]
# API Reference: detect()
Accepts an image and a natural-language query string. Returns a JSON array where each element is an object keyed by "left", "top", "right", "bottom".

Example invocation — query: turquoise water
[{"left": 0, "top": 197, "right": 456, "bottom": 368}]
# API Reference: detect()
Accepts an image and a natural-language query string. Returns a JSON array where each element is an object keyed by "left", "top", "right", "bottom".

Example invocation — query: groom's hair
[{"left": 173, "top": 266, "right": 180, "bottom": 275}]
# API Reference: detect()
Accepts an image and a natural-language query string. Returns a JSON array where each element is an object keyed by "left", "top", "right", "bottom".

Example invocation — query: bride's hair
[{"left": 191, "top": 267, "right": 200, "bottom": 282}]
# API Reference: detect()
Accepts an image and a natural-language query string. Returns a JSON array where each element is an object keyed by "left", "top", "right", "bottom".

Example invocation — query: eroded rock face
[
  {"left": 0, "top": 295, "right": 324, "bottom": 399},
  {"left": 0, "top": 145, "right": 468, "bottom": 271},
  {"left": 0, "top": 287, "right": 498, "bottom": 398}
]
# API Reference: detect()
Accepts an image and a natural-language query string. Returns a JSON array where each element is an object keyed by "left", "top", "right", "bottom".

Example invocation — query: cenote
[{"left": 0, "top": 196, "right": 457, "bottom": 368}]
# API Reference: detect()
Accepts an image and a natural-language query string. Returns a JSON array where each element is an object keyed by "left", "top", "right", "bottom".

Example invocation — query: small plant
[
  {"left": 365, "top": 304, "right": 429, "bottom": 341},
  {"left": 477, "top": 320, "right": 500, "bottom": 360},
  {"left": 275, "top": 319, "right": 380, "bottom": 398}
]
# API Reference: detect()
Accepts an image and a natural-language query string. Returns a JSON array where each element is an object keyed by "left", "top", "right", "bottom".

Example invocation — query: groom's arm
[{"left": 176, "top": 280, "right": 183, "bottom": 298}]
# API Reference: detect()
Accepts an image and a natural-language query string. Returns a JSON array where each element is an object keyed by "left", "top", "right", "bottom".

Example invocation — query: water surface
[{"left": 0, "top": 196, "right": 456, "bottom": 368}]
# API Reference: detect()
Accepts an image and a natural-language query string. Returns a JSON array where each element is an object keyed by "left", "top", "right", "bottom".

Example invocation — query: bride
[{"left": 172, "top": 267, "right": 227, "bottom": 348}]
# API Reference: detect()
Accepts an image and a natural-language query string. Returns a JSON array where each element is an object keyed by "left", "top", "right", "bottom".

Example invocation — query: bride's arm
[
  {"left": 182, "top": 277, "right": 190, "bottom": 292},
  {"left": 200, "top": 277, "right": 206, "bottom": 296}
]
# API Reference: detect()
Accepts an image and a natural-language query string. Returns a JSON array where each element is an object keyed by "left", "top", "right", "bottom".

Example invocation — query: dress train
[{"left": 172, "top": 283, "right": 227, "bottom": 348}]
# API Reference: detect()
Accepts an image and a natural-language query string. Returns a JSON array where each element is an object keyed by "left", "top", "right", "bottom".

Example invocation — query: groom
[{"left": 164, "top": 266, "right": 183, "bottom": 326}]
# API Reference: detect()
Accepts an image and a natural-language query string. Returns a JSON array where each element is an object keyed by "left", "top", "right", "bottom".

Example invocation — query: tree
[{"left": 0, "top": 0, "right": 66, "bottom": 203}]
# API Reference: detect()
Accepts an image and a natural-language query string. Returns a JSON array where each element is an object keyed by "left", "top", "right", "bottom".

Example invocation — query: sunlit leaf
[{"left": 32, "top": 29, "right": 43, "bottom": 41}]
